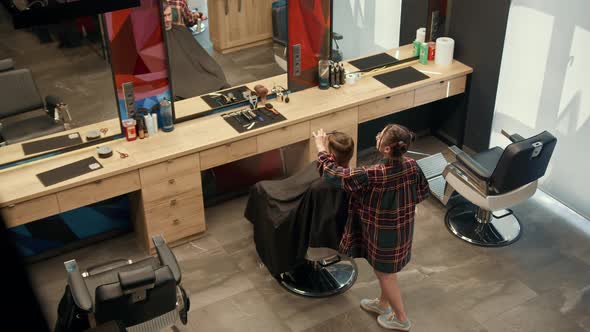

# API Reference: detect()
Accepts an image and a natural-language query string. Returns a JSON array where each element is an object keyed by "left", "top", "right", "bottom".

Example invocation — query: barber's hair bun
[{"left": 381, "top": 124, "right": 415, "bottom": 157}]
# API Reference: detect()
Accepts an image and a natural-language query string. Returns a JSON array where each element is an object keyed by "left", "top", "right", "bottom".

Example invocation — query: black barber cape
[
  {"left": 166, "top": 25, "right": 230, "bottom": 100},
  {"left": 244, "top": 161, "right": 348, "bottom": 276}
]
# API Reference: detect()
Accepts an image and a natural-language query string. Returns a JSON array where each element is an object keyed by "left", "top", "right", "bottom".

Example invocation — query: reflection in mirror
[
  {"left": 163, "top": 0, "right": 288, "bottom": 117},
  {"left": 332, "top": 0, "right": 403, "bottom": 61},
  {"left": 427, "top": 0, "right": 452, "bottom": 42},
  {"left": 0, "top": 3, "right": 120, "bottom": 164}
]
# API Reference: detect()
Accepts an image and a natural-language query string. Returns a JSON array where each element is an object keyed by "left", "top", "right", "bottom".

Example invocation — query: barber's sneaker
[
  {"left": 360, "top": 298, "right": 392, "bottom": 315},
  {"left": 377, "top": 313, "right": 411, "bottom": 331}
]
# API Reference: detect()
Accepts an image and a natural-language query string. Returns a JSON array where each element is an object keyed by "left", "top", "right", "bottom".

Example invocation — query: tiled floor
[{"left": 28, "top": 139, "right": 590, "bottom": 331}]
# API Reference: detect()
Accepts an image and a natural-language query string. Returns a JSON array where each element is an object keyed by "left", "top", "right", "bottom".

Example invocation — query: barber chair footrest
[
  {"left": 276, "top": 255, "right": 358, "bottom": 298},
  {"left": 445, "top": 203, "right": 522, "bottom": 247}
]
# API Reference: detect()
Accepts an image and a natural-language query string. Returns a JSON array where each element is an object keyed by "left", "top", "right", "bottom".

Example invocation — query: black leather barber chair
[
  {"left": 277, "top": 247, "right": 358, "bottom": 298},
  {"left": 441, "top": 130, "right": 557, "bottom": 246},
  {"left": 0, "top": 68, "right": 68, "bottom": 144},
  {"left": 246, "top": 161, "right": 358, "bottom": 298},
  {"left": 57, "top": 235, "right": 190, "bottom": 332}
]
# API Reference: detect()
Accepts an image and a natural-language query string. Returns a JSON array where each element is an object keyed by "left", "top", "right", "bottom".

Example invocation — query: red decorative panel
[
  {"left": 104, "top": 0, "right": 171, "bottom": 120},
  {"left": 288, "top": 0, "right": 332, "bottom": 92}
]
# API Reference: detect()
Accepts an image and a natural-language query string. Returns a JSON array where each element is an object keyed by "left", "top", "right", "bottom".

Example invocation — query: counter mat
[
  {"left": 201, "top": 85, "right": 251, "bottom": 109},
  {"left": 37, "top": 156, "right": 103, "bottom": 187},
  {"left": 223, "top": 107, "right": 287, "bottom": 134},
  {"left": 22, "top": 132, "right": 83, "bottom": 155},
  {"left": 349, "top": 53, "right": 399, "bottom": 72},
  {"left": 373, "top": 66, "right": 430, "bottom": 89}
]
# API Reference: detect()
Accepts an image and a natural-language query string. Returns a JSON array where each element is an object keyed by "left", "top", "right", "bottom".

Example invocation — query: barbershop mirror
[
  {"left": 332, "top": 0, "right": 404, "bottom": 61},
  {"left": 161, "top": 0, "right": 288, "bottom": 119},
  {"left": 0, "top": 4, "right": 122, "bottom": 166}
]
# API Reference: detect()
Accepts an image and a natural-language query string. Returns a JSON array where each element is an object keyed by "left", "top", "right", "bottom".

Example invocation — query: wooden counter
[{"left": 0, "top": 45, "right": 473, "bottom": 250}]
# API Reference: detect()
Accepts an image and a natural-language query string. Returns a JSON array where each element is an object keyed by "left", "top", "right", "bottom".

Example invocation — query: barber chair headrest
[{"left": 118, "top": 266, "right": 156, "bottom": 302}]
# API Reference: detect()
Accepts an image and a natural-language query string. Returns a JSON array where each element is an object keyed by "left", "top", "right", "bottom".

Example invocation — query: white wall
[
  {"left": 333, "top": 0, "right": 402, "bottom": 60},
  {"left": 491, "top": 0, "right": 590, "bottom": 218}
]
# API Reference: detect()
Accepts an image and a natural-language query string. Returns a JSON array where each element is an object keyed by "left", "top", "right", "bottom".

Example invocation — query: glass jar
[
  {"left": 160, "top": 99, "right": 174, "bottom": 132},
  {"left": 318, "top": 59, "right": 330, "bottom": 90}
]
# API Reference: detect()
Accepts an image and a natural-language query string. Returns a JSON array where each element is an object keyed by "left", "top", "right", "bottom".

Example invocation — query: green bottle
[
  {"left": 419, "top": 42, "right": 429, "bottom": 64},
  {"left": 413, "top": 40, "right": 422, "bottom": 57}
]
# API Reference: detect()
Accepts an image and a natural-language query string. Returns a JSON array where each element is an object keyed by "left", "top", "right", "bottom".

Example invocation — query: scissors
[
  {"left": 116, "top": 150, "right": 129, "bottom": 159},
  {"left": 99, "top": 128, "right": 109, "bottom": 136}
]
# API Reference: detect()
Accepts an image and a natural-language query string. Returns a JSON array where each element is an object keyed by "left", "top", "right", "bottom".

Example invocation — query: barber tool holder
[
  {"left": 201, "top": 85, "right": 252, "bottom": 109},
  {"left": 222, "top": 105, "right": 286, "bottom": 134}
]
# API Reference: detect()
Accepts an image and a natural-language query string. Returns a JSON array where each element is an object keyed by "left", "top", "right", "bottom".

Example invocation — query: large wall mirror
[
  {"left": 331, "top": 0, "right": 445, "bottom": 62},
  {"left": 332, "top": 0, "right": 403, "bottom": 61},
  {"left": 162, "top": 0, "right": 289, "bottom": 120},
  {"left": 0, "top": 0, "right": 141, "bottom": 168}
]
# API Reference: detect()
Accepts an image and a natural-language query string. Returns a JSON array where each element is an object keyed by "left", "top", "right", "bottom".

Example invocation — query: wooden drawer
[
  {"left": 200, "top": 137, "right": 258, "bottom": 170},
  {"left": 1, "top": 195, "right": 60, "bottom": 227},
  {"left": 144, "top": 190, "right": 205, "bottom": 246},
  {"left": 139, "top": 153, "right": 200, "bottom": 186},
  {"left": 358, "top": 91, "right": 414, "bottom": 123},
  {"left": 141, "top": 171, "right": 202, "bottom": 203},
  {"left": 448, "top": 75, "right": 467, "bottom": 97},
  {"left": 57, "top": 171, "right": 141, "bottom": 212},
  {"left": 257, "top": 121, "right": 310, "bottom": 153},
  {"left": 309, "top": 107, "right": 358, "bottom": 133},
  {"left": 414, "top": 75, "right": 467, "bottom": 107}
]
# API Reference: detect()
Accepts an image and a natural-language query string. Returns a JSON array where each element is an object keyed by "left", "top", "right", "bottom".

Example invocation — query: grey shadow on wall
[
  {"left": 491, "top": 0, "right": 590, "bottom": 218},
  {"left": 332, "top": 0, "right": 385, "bottom": 60}
]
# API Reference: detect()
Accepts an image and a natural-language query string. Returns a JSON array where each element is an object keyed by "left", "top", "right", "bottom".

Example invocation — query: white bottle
[
  {"left": 144, "top": 114, "right": 155, "bottom": 136},
  {"left": 151, "top": 113, "right": 158, "bottom": 133}
]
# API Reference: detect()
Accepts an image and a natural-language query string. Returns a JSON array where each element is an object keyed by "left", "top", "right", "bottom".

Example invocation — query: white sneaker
[
  {"left": 360, "top": 298, "right": 392, "bottom": 315},
  {"left": 377, "top": 313, "right": 411, "bottom": 331}
]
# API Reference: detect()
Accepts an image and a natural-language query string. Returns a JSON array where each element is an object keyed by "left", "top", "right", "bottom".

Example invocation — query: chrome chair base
[
  {"left": 276, "top": 255, "right": 358, "bottom": 298},
  {"left": 445, "top": 203, "right": 522, "bottom": 247}
]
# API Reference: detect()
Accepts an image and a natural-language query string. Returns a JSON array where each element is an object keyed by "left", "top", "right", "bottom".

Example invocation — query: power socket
[
  {"left": 122, "top": 82, "right": 136, "bottom": 118},
  {"left": 292, "top": 44, "right": 301, "bottom": 76}
]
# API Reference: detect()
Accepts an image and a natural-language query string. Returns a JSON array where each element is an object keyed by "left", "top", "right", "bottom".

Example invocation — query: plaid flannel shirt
[
  {"left": 318, "top": 151, "right": 430, "bottom": 273},
  {"left": 167, "top": 0, "right": 199, "bottom": 27}
]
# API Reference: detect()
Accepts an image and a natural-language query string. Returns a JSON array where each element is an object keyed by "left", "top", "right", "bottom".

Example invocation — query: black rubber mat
[
  {"left": 349, "top": 53, "right": 398, "bottom": 71},
  {"left": 373, "top": 66, "right": 430, "bottom": 89},
  {"left": 222, "top": 107, "right": 286, "bottom": 134},
  {"left": 201, "top": 85, "right": 251, "bottom": 109},
  {"left": 22, "top": 132, "right": 83, "bottom": 155},
  {"left": 37, "top": 156, "right": 103, "bottom": 187}
]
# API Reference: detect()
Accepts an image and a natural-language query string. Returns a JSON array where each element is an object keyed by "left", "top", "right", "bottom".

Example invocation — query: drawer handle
[
  {"left": 169, "top": 179, "right": 176, "bottom": 184},
  {"left": 170, "top": 199, "right": 177, "bottom": 206},
  {"left": 166, "top": 159, "right": 174, "bottom": 164},
  {"left": 94, "top": 179, "right": 103, "bottom": 185},
  {"left": 385, "top": 96, "right": 392, "bottom": 100},
  {"left": 281, "top": 127, "right": 288, "bottom": 131},
  {"left": 439, "top": 80, "right": 445, "bottom": 84},
  {"left": 7, "top": 204, "right": 15, "bottom": 208},
  {"left": 172, "top": 219, "right": 180, "bottom": 225}
]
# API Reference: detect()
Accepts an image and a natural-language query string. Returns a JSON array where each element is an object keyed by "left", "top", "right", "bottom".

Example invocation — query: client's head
[
  {"left": 327, "top": 131, "right": 355, "bottom": 167},
  {"left": 375, "top": 124, "right": 416, "bottom": 159},
  {"left": 163, "top": 2, "right": 173, "bottom": 31}
]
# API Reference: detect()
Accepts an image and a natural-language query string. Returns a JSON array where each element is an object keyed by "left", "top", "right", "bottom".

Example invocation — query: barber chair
[
  {"left": 277, "top": 246, "right": 358, "bottom": 298},
  {"left": 58, "top": 235, "right": 190, "bottom": 332},
  {"left": 440, "top": 130, "right": 557, "bottom": 246},
  {"left": 0, "top": 58, "right": 14, "bottom": 72},
  {"left": 0, "top": 68, "right": 69, "bottom": 145}
]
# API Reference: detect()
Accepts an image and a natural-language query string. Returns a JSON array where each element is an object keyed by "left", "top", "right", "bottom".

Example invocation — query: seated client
[{"left": 244, "top": 132, "right": 354, "bottom": 277}]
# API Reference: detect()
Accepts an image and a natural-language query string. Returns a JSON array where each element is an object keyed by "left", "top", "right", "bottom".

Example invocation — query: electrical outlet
[
  {"left": 122, "top": 82, "right": 136, "bottom": 118},
  {"left": 293, "top": 44, "right": 301, "bottom": 76}
]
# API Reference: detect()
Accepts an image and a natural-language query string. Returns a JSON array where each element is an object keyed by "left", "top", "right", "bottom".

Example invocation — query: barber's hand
[{"left": 312, "top": 129, "right": 328, "bottom": 152}]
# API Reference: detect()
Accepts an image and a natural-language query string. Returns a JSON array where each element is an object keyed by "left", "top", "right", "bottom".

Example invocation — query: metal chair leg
[{"left": 445, "top": 203, "right": 522, "bottom": 247}]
